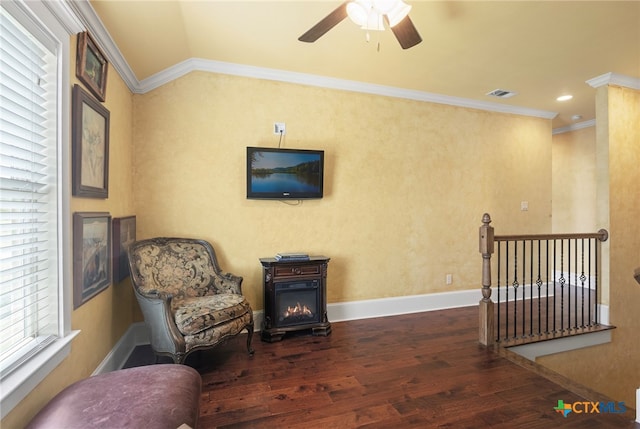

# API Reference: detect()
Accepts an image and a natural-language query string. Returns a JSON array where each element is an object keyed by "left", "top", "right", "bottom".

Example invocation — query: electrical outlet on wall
[
  {"left": 274, "top": 122, "right": 286, "bottom": 135},
  {"left": 446, "top": 274, "right": 452, "bottom": 285}
]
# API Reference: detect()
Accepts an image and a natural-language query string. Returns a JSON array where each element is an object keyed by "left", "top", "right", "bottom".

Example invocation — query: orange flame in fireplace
[{"left": 283, "top": 302, "right": 313, "bottom": 318}]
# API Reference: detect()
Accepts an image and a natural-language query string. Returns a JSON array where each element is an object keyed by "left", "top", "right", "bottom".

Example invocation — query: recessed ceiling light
[{"left": 556, "top": 95, "right": 573, "bottom": 102}]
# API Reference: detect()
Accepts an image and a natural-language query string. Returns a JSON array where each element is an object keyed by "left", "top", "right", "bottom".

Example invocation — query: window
[
  {"left": 0, "top": 0, "right": 77, "bottom": 418},
  {"left": 0, "top": 1, "right": 60, "bottom": 378}
]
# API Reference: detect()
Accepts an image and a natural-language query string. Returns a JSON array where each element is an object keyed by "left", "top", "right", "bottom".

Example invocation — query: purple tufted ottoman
[{"left": 27, "top": 364, "right": 201, "bottom": 429}]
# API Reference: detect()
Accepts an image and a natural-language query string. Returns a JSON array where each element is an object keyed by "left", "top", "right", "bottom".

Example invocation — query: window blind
[{"left": 0, "top": 5, "right": 60, "bottom": 377}]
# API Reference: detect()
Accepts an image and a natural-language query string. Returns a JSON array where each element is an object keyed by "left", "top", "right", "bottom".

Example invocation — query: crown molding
[
  {"left": 587, "top": 72, "right": 640, "bottom": 90},
  {"left": 41, "top": 0, "right": 84, "bottom": 35},
  {"left": 64, "top": 0, "right": 140, "bottom": 92},
  {"left": 68, "top": 0, "right": 557, "bottom": 120},
  {"left": 552, "top": 119, "right": 596, "bottom": 135},
  {"left": 554, "top": 72, "right": 639, "bottom": 134},
  {"left": 64, "top": 1, "right": 640, "bottom": 122},
  {"left": 139, "top": 57, "right": 558, "bottom": 120}
]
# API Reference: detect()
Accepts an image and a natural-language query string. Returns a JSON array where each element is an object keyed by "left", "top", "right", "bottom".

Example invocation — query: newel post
[{"left": 479, "top": 213, "right": 495, "bottom": 346}]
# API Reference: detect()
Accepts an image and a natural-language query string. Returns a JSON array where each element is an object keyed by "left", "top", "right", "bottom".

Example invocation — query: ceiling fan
[{"left": 298, "top": 0, "right": 422, "bottom": 50}]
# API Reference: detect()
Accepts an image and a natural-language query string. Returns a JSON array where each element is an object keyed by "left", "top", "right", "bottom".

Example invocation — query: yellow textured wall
[
  {"left": 552, "top": 126, "right": 597, "bottom": 232},
  {"left": 67, "top": 68, "right": 136, "bottom": 373},
  {"left": 132, "top": 71, "right": 552, "bottom": 310},
  {"left": 551, "top": 126, "right": 610, "bottom": 304},
  {"left": 1, "top": 35, "right": 135, "bottom": 428},
  {"left": 539, "top": 85, "right": 640, "bottom": 406}
]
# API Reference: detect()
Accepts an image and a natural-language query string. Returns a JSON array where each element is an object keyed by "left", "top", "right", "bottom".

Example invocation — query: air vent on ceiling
[{"left": 486, "top": 89, "right": 517, "bottom": 99}]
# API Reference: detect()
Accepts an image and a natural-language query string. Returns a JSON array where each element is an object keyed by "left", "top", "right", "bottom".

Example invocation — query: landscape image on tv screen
[{"left": 247, "top": 148, "right": 323, "bottom": 199}]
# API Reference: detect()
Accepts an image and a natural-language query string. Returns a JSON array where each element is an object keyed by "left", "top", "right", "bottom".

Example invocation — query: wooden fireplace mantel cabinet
[{"left": 259, "top": 256, "right": 331, "bottom": 342}]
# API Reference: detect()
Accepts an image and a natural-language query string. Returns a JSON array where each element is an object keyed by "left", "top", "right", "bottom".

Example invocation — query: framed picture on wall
[
  {"left": 72, "top": 84, "right": 110, "bottom": 198},
  {"left": 112, "top": 216, "right": 136, "bottom": 283},
  {"left": 76, "top": 31, "right": 108, "bottom": 102},
  {"left": 73, "top": 212, "right": 112, "bottom": 308}
]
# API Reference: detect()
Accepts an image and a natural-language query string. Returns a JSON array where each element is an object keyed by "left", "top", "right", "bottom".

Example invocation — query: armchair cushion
[
  {"left": 186, "top": 311, "right": 253, "bottom": 349},
  {"left": 173, "top": 293, "right": 251, "bottom": 335}
]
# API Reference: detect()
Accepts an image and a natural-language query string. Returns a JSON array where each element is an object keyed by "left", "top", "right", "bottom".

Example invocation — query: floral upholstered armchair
[{"left": 128, "top": 237, "right": 254, "bottom": 363}]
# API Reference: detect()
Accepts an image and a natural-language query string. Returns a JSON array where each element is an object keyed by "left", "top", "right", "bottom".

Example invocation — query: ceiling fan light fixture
[
  {"left": 372, "top": 0, "right": 401, "bottom": 15},
  {"left": 299, "top": 0, "right": 421, "bottom": 49},
  {"left": 347, "top": 1, "right": 372, "bottom": 26},
  {"left": 348, "top": 0, "right": 411, "bottom": 31},
  {"left": 385, "top": 1, "right": 412, "bottom": 27},
  {"left": 364, "top": 13, "right": 385, "bottom": 31},
  {"left": 347, "top": 1, "right": 385, "bottom": 31}
]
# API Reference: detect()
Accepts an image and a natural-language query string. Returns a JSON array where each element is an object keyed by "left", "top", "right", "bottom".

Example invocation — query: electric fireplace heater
[
  {"left": 275, "top": 280, "right": 321, "bottom": 328},
  {"left": 260, "top": 256, "right": 331, "bottom": 342}
]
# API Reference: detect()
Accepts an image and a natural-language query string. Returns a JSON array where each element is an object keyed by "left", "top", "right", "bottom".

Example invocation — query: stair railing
[{"left": 479, "top": 213, "right": 608, "bottom": 346}]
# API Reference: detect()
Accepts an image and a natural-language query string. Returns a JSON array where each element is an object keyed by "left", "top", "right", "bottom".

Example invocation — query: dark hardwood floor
[{"left": 127, "top": 306, "right": 638, "bottom": 428}]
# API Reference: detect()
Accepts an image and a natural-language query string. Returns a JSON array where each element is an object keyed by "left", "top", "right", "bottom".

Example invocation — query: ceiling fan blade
[
  {"left": 387, "top": 15, "right": 422, "bottom": 49},
  {"left": 298, "top": 2, "right": 349, "bottom": 43}
]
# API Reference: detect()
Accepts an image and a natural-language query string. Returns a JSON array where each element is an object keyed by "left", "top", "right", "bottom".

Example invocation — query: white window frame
[{"left": 1, "top": 0, "right": 82, "bottom": 419}]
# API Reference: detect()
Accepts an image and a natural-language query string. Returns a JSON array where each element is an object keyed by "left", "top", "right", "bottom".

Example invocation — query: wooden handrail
[{"left": 495, "top": 230, "right": 608, "bottom": 242}]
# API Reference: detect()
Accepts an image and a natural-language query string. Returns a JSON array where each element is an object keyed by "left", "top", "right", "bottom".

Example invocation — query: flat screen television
[{"left": 247, "top": 146, "right": 324, "bottom": 199}]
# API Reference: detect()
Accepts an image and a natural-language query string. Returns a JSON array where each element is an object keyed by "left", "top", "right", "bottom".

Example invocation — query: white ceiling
[{"left": 85, "top": 1, "right": 640, "bottom": 130}]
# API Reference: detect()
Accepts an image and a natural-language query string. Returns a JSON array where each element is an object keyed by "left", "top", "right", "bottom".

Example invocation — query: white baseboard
[
  {"left": 637, "top": 387, "right": 640, "bottom": 423},
  {"left": 599, "top": 304, "right": 610, "bottom": 325},
  {"left": 327, "top": 289, "right": 479, "bottom": 322},
  {"left": 98, "top": 289, "right": 611, "bottom": 372},
  {"left": 253, "top": 288, "right": 480, "bottom": 331},
  {"left": 101, "top": 289, "right": 482, "bottom": 372},
  {"left": 92, "top": 322, "right": 150, "bottom": 375}
]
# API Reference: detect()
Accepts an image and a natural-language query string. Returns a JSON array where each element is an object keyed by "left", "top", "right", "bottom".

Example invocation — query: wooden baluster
[{"left": 479, "top": 213, "right": 495, "bottom": 345}]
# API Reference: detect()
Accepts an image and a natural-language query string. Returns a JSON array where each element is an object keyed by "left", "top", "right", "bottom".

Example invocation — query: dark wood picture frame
[
  {"left": 112, "top": 216, "right": 136, "bottom": 283},
  {"left": 72, "top": 84, "right": 110, "bottom": 198},
  {"left": 76, "top": 31, "right": 108, "bottom": 101},
  {"left": 73, "top": 212, "right": 112, "bottom": 309}
]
